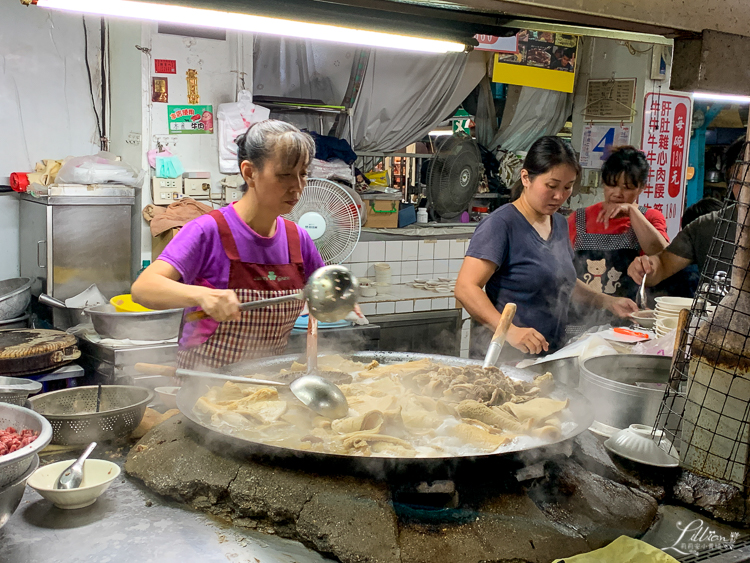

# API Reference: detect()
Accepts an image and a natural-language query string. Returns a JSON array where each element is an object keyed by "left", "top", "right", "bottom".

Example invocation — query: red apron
[{"left": 176, "top": 210, "right": 306, "bottom": 370}]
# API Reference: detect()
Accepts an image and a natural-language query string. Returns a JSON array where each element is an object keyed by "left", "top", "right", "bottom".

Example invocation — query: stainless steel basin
[{"left": 579, "top": 354, "right": 674, "bottom": 430}]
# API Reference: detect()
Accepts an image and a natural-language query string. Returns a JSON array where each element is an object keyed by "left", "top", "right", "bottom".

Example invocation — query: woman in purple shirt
[{"left": 132, "top": 120, "right": 325, "bottom": 369}]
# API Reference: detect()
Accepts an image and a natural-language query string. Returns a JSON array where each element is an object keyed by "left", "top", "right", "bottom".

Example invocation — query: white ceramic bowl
[
  {"left": 413, "top": 279, "right": 427, "bottom": 285},
  {"left": 604, "top": 424, "right": 679, "bottom": 467},
  {"left": 438, "top": 277, "right": 452, "bottom": 283},
  {"left": 155, "top": 386, "right": 180, "bottom": 410},
  {"left": 655, "top": 296, "right": 694, "bottom": 308},
  {"left": 629, "top": 310, "right": 656, "bottom": 329},
  {"left": 360, "top": 287, "right": 377, "bottom": 297},
  {"left": 433, "top": 286, "right": 451, "bottom": 293},
  {"left": 28, "top": 459, "right": 120, "bottom": 509}
]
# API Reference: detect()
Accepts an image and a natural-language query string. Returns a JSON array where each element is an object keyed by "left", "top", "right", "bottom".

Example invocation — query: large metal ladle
[
  {"left": 135, "top": 363, "right": 350, "bottom": 419},
  {"left": 185, "top": 265, "right": 359, "bottom": 323}
]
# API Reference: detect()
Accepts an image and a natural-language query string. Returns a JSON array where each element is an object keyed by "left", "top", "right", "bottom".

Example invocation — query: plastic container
[
  {"left": 110, "top": 294, "right": 152, "bottom": 313},
  {"left": 374, "top": 263, "right": 391, "bottom": 286},
  {"left": 417, "top": 208, "right": 428, "bottom": 224}
]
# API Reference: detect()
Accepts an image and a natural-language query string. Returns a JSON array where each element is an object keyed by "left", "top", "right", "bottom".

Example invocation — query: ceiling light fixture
[
  {"left": 24, "top": 0, "right": 466, "bottom": 53},
  {"left": 693, "top": 92, "right": 750, "bottom": 104}
]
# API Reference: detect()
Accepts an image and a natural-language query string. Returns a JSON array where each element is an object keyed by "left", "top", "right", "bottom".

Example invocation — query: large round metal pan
[{"left": 176, "top": 352, "right": 594, "bottom": 480}]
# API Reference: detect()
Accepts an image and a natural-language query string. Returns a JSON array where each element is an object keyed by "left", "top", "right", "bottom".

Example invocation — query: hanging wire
[{"left": 82, "top": 16, "right": 102, "bottom": 144}]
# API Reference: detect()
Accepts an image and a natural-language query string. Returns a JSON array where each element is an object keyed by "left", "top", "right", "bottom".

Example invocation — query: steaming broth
[{"left": 193, "top": 355, "right": 574, "bottom": 458}]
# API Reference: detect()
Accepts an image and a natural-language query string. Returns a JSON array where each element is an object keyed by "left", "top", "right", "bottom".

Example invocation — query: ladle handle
[
  {"left": 483, "top": 303, "right": 517, "bottom": 369},
  {"left": 134, "top": 362, "right": 286, "bottom": 387},
  {"left": 185, "top": 292, "right": 304, "bottom": 322}
]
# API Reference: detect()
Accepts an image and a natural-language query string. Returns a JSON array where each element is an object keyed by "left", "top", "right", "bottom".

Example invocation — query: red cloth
[{"left": 568, "top": 201, "right": 669, "bottom": 249}]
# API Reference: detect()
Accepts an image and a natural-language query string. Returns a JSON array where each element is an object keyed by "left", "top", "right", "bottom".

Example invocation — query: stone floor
[{"left": 126, "top": 415, "right": 663, "bottom": 563}]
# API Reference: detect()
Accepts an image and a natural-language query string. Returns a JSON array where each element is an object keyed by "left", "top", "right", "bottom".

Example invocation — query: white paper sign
[
  {"left": 639, "top": 93, "right": 692, "bottom": 239},
  {"left": 579, "top": 124, "right": 631, "bottom": 168}
]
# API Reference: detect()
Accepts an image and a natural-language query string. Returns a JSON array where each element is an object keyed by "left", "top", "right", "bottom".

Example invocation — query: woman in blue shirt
[{"left": 455, "top": 136, "right": 638, "bottom": 361}]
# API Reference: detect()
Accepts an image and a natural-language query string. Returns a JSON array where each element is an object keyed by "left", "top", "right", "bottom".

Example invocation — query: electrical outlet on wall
[
  {"left": 126, "top": 132, "right": 141, "bottom": 145},
  {"left": 153, "top": 135, "right": 179, "bottom": 150},
  {"left": 152, "top": 177, "right": 184, "bottom": 204},
  {"left": 184, "top": 178, "right": 211, "bottom": 199}
]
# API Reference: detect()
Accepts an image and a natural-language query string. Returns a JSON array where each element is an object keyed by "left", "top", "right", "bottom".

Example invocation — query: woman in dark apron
[
  {"left": 567, "top": 146, "right": 669, "bottom": 334},
  {"left": 132, "top": 120, "right": 326, "bottom": 369}
]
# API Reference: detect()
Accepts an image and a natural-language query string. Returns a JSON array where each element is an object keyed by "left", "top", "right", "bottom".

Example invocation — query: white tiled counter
[
  {"left": 357, "top": 283, "right": 472, "bottom": 358},
  {"left": 345, "top": 237, "right": 475, "bottom": 358}
]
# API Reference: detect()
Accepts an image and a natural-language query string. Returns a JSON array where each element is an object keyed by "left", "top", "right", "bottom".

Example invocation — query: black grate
[{"left": 654, "top": 142, "right": 750, "bottom": 489}]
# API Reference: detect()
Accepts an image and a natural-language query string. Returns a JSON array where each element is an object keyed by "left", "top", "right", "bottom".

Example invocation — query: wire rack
[{"left": 654, "top": 143, "right": 750, "bottom": 490}]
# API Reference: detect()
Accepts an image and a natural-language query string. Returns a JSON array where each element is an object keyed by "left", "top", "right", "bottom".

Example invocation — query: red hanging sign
[
  {"left": 640, "top": 92, "right": 692, "bottom": 239},
  {"left": 155, "top": 59, "right": 177, "bottom": 74}
]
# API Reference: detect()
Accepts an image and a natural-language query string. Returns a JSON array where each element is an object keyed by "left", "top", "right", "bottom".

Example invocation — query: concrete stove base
[{"left": 125, "top": 416, "right": 659, "bottom": 563}]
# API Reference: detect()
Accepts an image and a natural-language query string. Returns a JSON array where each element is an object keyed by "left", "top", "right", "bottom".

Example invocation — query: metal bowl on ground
[
  {"left": 86, "top": 304, "right": 183, "bottom": 340},
  {"left": 0, "top": 377, "right": 43, "bottom": 406},
  {"left": 579, "top": 354, "right": 674, "bottom": 431},
  {"left": 0, "top": 278, "right": 32, "bottom": 321},
  {"left": 0, "top": 454, "right": 39, "bottom": 529},
  {"left": 521, "top": 356, "right": 580, "bottom": 388},
  {"left": 0, "top": 314, "right": 30, "bottom": 330},
  {"left": 28, "top": 385, "right": 153, "bottom": 445},
  {"left": 0, "top": 403, "right": 53, "bottom": 488}
]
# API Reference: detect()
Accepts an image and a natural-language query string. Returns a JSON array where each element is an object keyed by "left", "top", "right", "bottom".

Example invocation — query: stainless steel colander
[
  {"left": 28, "top": 386, "right": 153, "bottom": 445},
  {"left": 0, "top": 377, "right": 43, "bottom": 406},
  {"left": 0, "top": 403, "right": 52, "bottom": 488}
]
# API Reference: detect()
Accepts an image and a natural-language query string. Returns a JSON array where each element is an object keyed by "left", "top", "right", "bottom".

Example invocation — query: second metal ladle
[{"left": 185, "top": 265, "right": 359, "bottom": 323}]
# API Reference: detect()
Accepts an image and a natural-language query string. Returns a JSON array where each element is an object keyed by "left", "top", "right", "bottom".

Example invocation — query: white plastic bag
[
  {"left": 217, "top": 90, "right": 271, "bottom": 173},
  {"left": 56, "top": 151, "right": 145, "bottom": 187},
  {"left": 632, "top": 330, "right": 676, "bottom": 357}
]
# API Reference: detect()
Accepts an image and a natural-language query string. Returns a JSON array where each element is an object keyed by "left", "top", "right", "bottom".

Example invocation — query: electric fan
[
  {"left": 283, "top": 178, "right": 361, "bottom": 265},
  {"left": 426, "top": 134, "right": 483, "bottom": 221}
]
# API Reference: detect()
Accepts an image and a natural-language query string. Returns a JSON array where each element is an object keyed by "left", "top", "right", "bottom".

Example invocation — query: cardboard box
[
  {"left": 363, "top": 199, "right": 399, "bottom": 228},
  {"left": 152, "top": 227, "right": 180, "bottom": 261}
]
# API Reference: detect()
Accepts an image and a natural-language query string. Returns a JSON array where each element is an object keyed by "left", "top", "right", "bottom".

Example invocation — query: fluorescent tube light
[
  {"left": 693, "top": 92, "right": 750, "bottom": 104},
  {"left": 31, "top": 0, "right": 466, "bottom": 53},
  {"left": 429, "top": 130, "right": 454, "bottom": 136}
]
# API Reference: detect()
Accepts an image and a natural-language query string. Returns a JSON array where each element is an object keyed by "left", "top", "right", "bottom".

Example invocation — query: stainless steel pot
[
  {"left": 579, "top": 354, "right": 675, "bottom": 430},
  {"left": 522, "top": 356, "right": 580, "bottom": 388},
  {"left": 86, "top": 304, "right": 182, "bottom": 340},
  {"left": 0, "top": 278, "right": 32, "bottom": 321}
]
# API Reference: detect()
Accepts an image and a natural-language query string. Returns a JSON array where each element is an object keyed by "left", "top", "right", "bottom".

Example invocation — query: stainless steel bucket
[{"left": 579, "top": 354, "right": 675, "bottom": 430}]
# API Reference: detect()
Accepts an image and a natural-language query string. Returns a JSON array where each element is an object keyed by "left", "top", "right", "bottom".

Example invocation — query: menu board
[
  {"left": 639, "top": 93, "right": 692, "bottom": 239},
  {"left": 492, "top": 30, "right": 578, "bottom": 93}
]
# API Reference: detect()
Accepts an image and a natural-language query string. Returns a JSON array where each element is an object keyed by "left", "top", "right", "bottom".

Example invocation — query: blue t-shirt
[{"left": 466, "top": 204, "right": 577, "bottom": 351}]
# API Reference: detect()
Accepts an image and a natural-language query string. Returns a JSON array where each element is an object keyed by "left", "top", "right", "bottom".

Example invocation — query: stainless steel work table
[{"left": 0, "top": 447, "right": 332, "bottom": 563}]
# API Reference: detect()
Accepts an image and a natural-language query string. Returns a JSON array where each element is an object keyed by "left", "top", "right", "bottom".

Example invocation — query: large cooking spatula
[{"left": 482, "top": 303, "right": 517, "bottom": 369}]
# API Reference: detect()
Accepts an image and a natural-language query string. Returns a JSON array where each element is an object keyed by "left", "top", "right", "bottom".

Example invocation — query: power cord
[{"left": 82, "top": 16, "right": 103, "bottom": 145}]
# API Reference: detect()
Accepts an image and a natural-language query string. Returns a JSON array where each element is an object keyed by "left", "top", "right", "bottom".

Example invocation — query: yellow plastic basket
[{"left": 110, "top": 294, "right": 152, "bottom": 313}]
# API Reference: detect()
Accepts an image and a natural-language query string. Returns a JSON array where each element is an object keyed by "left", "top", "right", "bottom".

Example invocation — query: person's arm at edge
[
  {"left": 629, "top": 206, "right": 669, "bottom": 255},
  {"left": 627, "top": 251, "right": 692, "bottom": 287}
]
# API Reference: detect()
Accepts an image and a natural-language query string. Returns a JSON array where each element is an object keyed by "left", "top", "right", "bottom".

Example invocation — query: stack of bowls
[
  {"left": 653, "top": 296, "right": 715, "bottom": 338},
  {"left": 655, "top": 316, "right": 679, "bottom": 338}
]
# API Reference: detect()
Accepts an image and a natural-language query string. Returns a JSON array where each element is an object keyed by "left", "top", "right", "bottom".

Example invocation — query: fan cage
[
  {"left": 284, "top": 178, "right": 361, "bottom": 265},
  {"left": 427, "top": 135, "right": 482, "bottom": 220}
]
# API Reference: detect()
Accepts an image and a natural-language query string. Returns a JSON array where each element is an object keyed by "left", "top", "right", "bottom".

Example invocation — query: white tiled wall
[{"left": 344, "top": 238, "right": 470, "bottom": 286}]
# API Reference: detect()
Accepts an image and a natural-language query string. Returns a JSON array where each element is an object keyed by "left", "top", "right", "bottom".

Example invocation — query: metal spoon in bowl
[
  {"left": 134, "top": 363, "right": 349, "bottom": 419},
  {"left": 185, "top": 265, "right": 359, "bottom": 323},
  {"left": 636, "top": 273, "right": 648, "bottom": 310},
  {"left": 55, "top": 442, "right": 97, "bottom": 490}
]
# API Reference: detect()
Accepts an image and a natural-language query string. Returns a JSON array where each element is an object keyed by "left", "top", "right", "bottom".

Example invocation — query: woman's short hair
[
  {"left": 601, "top": 146, "right": 649, "bottom": 189},
  {"left": 234, "top": 120, "right": 315, "bottom": 192}
]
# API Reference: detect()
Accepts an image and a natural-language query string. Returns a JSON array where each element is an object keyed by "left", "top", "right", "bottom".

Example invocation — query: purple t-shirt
[
  {"left": 159, "top": 204, "right": 325, "bottom": 347},
  {"left": 159, "top": 203, "right": 325, "bottom": 288}
]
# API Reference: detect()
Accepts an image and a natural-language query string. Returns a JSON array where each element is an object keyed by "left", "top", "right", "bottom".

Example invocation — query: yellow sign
[{"left": 492, "top": 30, "right": 578, "bottom": 93}]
